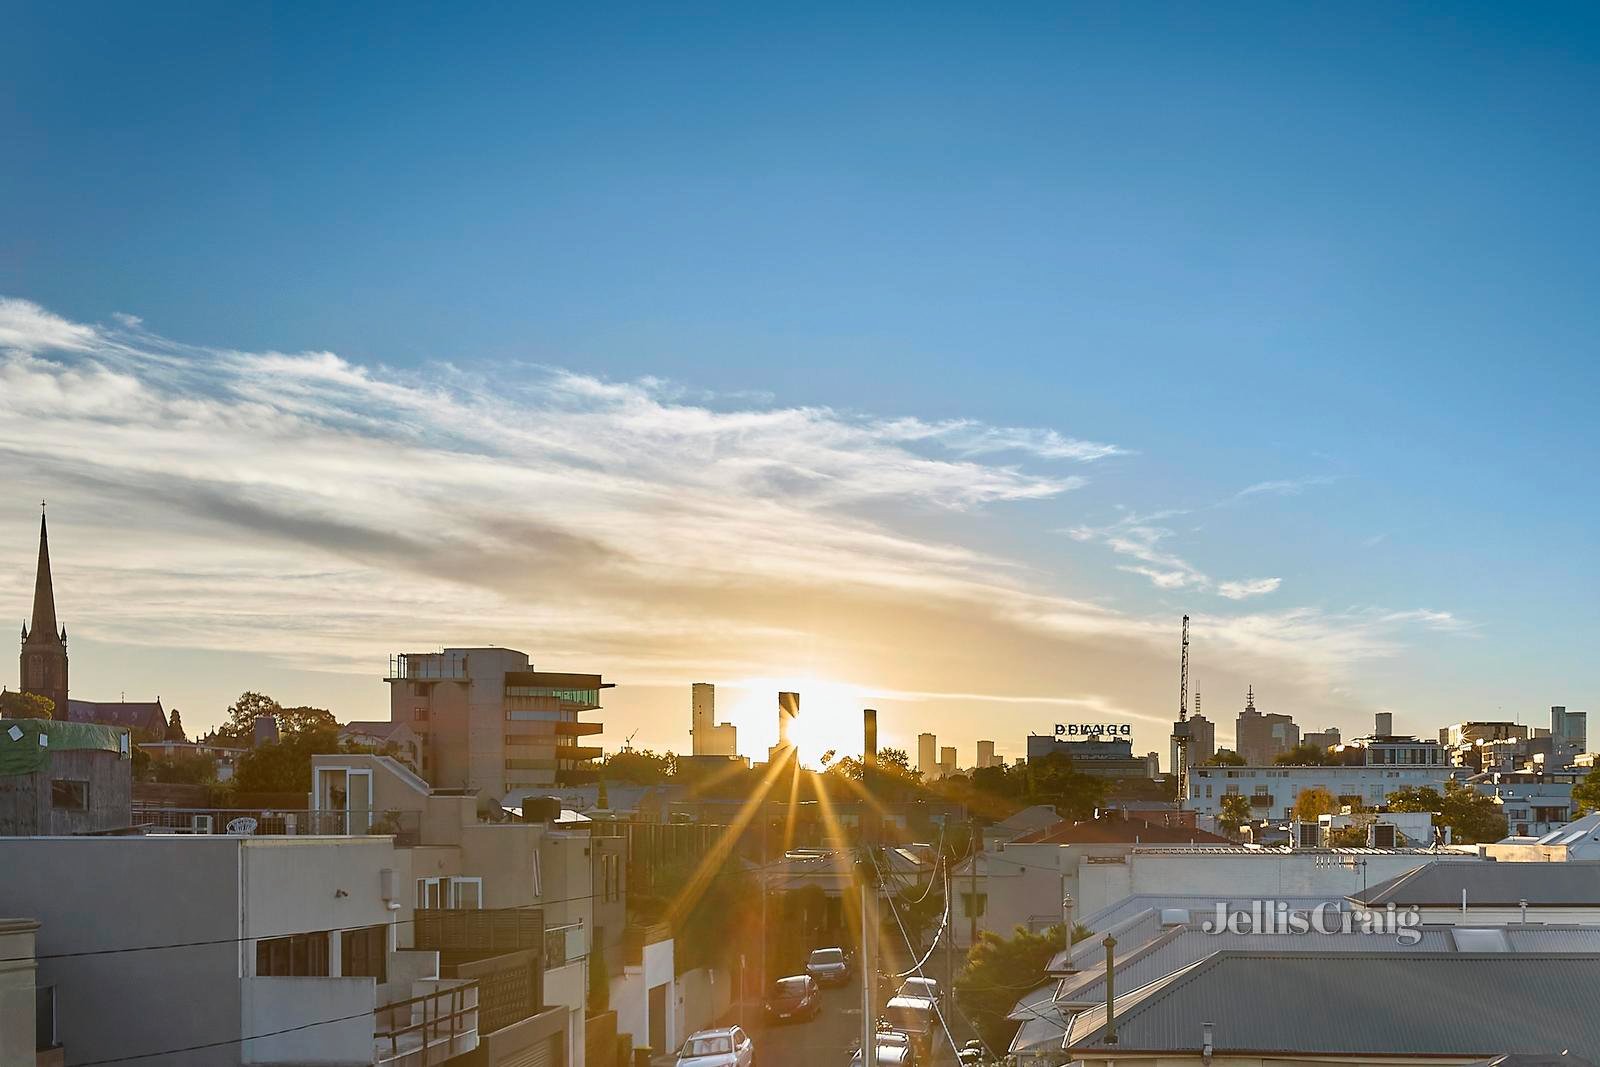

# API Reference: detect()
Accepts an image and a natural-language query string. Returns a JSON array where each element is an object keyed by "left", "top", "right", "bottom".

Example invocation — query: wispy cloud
[{"left": 0, "top": 297, "right": 1462, "bottom": 746}]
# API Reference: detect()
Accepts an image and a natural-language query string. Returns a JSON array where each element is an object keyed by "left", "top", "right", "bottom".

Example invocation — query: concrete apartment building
[
  {"left": 0, "top": 833, "right": 480, "bottom": 1067},
  {"left": 385, "top": 648, "right": 608, "bottom": 801},
  {"left": 1185, "top": 762, "right": 1454, "bottom": 820},
  {"left": 688, "top": 683, "right": 736, "bottom": 757}
]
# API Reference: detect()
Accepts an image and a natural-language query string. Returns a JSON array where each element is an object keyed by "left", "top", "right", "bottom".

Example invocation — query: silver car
[
  {"left": 676, "top": 1027, "right": 754, "bottom": 1067},
  {"left": 806, "top": 946, "right": 851, "bottom": 986}
]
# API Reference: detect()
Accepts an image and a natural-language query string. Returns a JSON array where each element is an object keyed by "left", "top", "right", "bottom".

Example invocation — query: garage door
[{"left": 498, "top": 1033, "right": 559, "bottom": 1067}]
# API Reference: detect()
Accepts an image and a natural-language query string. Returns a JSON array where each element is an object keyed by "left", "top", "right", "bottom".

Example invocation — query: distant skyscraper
[
  {"left": 1234, "top": 687, "right": 1298, "bottom": 764},
  {"left": 19, "top": 507, "right": 68, "bottom": 715},
  {"left": 689, "top": 682, "right": 737, "bottom": 756},
  {"left": 1553, "top": 706, "right": 1588, "bottom": 760},
  {"left": 939, "top": 745, "right": 957, "bottom": 778},
  {"left": 918, "top": 732, "right": 937, "bottom": 778},
  {"left": 768, "top": 691, "right": 799, "bottom": 763},
  {"left": 976, "top": 739, "right": 995, "bottom": 768},
  {"left": 1375, "top": 712, "right": 1394, "bottom": 738}
]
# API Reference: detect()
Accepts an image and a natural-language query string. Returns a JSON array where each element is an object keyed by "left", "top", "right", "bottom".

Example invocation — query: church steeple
[
  {"left": 30, "top": 504, "right": 58, "bottom": 639},
  {"left": 20, "top": 504, "right": 68, "bottom": 715}
]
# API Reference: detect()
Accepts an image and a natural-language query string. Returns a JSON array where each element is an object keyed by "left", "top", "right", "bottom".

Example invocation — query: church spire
[{"left": 31, "top": 503, "right": 58, "bottom": 639}]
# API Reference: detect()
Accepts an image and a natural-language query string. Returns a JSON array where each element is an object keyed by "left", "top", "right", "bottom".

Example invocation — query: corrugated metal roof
[
  {"left": 1049, "top": 908, "right": 1166, "bottom": 972},
  {"left": 1077, "top": 894, "right": 1345, "bottom": 934},
  {"left": 1066, "top": 952, "right": 1600, "bottom": 1057},
  {"left": 1355, "top": 861, "right": 1600, "bottom": 906}
]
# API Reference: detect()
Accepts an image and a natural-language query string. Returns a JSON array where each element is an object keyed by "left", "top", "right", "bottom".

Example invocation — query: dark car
[
  {"left": 764, "top": 974, "right": 820, "bottom": 1023},
  {"left": 806, "top": 946, "right": 851, "bottom": 986}
]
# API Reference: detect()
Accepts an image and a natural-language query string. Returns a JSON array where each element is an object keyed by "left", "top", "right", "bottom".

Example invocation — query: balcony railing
[
  {"left": 133, "top": 806, "right": 422, "bottom": 845},
  {"left": 543, "top": 922, "right": 586, "bottom": 970},
  {"left": 375, "top": 980, "right": 479, "bottom": 1066},
  {"left": 387, "top": 653, "right": 469, "bottom": 681}
]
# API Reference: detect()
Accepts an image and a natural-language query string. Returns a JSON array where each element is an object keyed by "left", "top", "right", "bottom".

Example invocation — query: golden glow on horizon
[{"left": 723, "top": 676, "right": 875, "bottom": 766}]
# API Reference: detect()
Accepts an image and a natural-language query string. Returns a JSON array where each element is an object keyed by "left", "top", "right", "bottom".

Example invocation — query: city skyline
[{"left": 5, "top": 5, "right": 1599, "bottom": 761}]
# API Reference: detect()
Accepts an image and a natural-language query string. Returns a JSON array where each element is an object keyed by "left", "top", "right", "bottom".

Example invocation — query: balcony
[
  {"left": 543, "top": 922, "right": 587, "bottom": 970},
  {"left": 239, "top": 976, "right": 476, "bottom": 1067},
  {"left": 134, "top": 806, "right": 423, "bottom": 846},
  {"left": 387, "top": 653, "right": 469, "bottom": 682}
]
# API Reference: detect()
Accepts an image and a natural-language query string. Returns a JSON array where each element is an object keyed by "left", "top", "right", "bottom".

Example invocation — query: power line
[
  {"left": 65, "top": 1005, "right": 383, "bottom": 1067},
  {"left": 3, "top": 881, "right": 614, "bottom": 965}
]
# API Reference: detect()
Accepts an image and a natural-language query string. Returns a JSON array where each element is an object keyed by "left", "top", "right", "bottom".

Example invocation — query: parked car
[
  {"left": 895, "top": 976, "right": 940, "bottom": 1004},
  {"left": 956, "top": 1039, "right": 984, "bottom": 1065},
  {"left": 850, "top": 1028, "right": 917, "bottom": 1067},
  {"left": 765, "top": 974, "right": 821, "bottom": 1023},
  {"left": 676, "top": 1027, "right": 755, "bottom": 1067},
  {"left": 807, "top": 946, "right": 852, "bottom": 986}
]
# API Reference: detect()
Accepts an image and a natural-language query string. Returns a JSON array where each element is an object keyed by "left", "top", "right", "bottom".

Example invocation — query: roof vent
[{"left": 1160, "top": 908, "right": 1190, "bottom": 927}]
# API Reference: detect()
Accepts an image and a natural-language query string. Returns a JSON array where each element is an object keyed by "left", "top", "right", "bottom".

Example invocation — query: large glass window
[
  {"left": 341, "top": 925, "right": 387, "bottom": 982},
  {"left": 256, "top": 932, "right": 329, "bottom": 977}
]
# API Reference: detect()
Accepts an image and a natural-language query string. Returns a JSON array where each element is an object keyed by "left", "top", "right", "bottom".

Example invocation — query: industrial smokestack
[
  {"left": 863, "top": 709, "right": 878, "bottom": 769},
  {"left": 778, "top": 691, "right": 799, "bottom": 746}
]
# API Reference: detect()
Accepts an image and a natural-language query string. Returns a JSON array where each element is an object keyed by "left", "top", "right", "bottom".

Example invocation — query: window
[
  {"left": 451, "top": 877, "right": 483, "bottom": 909},
  {"left": 341, "top": 925, "right": 387, "bottom": 982},
  {"left": 417, "top": 877, "right": 445, "bottom": 909},
  {"left": 412, "top": 706, "right": 429, "bottom": 721},
  {"left": 256, "top": 932, "right": 330, "bottom": 977},
  {"left": 959, "top": 892, "right": 987, "bottom": 918},
  {"left": 51, "top": 780, "right": 88, "bottom": 811}
]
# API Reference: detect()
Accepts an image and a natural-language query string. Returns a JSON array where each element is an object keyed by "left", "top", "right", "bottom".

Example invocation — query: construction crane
[{"left": 1171, "top": 615, "right": 1192, "bottom": 811}]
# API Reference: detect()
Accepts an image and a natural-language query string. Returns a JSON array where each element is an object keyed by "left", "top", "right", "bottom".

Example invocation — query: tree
[
  {"left": 1327, "top": 824, "right": 1367, "bottom": 847},
  {"left": 165, "top": 707, "right": 188, "bottom": 742},
  {"left": 1386, "top": 782, "right": 1508, "bottom": 844},
  {"left": 1219, "top": 793, "right": 1252, "bottom": 832},
  {"left": 231, "top": 719, "right": 344, "bottom": 794},
  {"left": 1275, "top": 744, "right": 1329, "bottom": 766},
  {"left": 1574, "top": 768, "right": 1600, "bottom": 817},
  {"left": 1294, "top": 786, "right": 1338, "bottom": 820},
  {"left": 218, "top": 691, "right": 281, "bottom": 740},
  {"left": 1439, "top": 780, "right": 1508, "bottom": 844},
  {"left": 0, "top": 690, "right": 56, "bottom": 719},
  {"left": 600, "top": 748, "right": 675, "bottom": 784},
  {"left": 1207, "top": 749, "right": 1246, "bottom": 766},
  {"left": 877, "top": 747, "right": 921, "bottom": 781},
  {"left": 956, "top": 924, "right": 1068, "bottom": 1051}
]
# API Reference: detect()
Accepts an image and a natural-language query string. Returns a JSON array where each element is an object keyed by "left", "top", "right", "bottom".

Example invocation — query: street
[{"left": 749, "top": 972, "right": 956, "bottom": 1067}]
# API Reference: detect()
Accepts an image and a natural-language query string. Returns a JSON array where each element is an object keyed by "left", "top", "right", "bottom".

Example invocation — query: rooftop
[
  {"left": 1066, "top": 952, "right": 1600, "bottom": 1058},
  {"left": 1011, "top": 815, "right": 1230, "bottom": 846},
  {"left": 1353, "top": 860, "right": 1600, "bottom": 907}
]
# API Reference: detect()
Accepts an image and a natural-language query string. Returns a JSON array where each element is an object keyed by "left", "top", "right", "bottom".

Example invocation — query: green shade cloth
[{"left": 0, "top": 718, "right": 128, "bottom": 776}]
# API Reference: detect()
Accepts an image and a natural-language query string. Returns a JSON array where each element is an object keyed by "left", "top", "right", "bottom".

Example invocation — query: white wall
[
  {"left": 544, "top": 960, "right": 587, "bottom": 1067},
  {"left": 611, "top": 938, "right": 676, "bottom": 1054},
  {"left": 239, "top": 837, "right": 407, "bottom": 976},
  {"left": 240, "top": 977, "right": 374, "bottom": 1066},
  {"left": 0, "top": 921, "right": 38, "bottom": 1067}
]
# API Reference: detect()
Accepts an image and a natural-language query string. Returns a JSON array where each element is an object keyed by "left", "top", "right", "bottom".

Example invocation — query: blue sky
[{"left": 1, "top": 3, "right": 1596, "bottom": 757}]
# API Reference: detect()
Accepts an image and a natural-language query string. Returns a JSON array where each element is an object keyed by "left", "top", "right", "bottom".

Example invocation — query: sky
[{"left": 2, "top": 3, "right": 1597, "bottom": 764}]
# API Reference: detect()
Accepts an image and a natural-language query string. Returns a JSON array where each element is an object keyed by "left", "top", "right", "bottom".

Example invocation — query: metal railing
[
  {"left": 132, "top": 806, "right": 422, "bottom": 845},
  {"left": 375, "top": 981, "right": 478, "bottom": 1064},
  {"left": 543, "top": 921, "right": 586, "bottom": 970}
]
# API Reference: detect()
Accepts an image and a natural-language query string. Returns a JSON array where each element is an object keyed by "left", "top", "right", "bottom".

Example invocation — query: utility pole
[
  {"left": 968, "top": 816, "right": 979, "bottom": 948},
  {"left": 861, "top": 709, "right": 879, "bottom": 1067},
  {"left": 1172, "top": 615, "right": 1192, "bottom": 812}
]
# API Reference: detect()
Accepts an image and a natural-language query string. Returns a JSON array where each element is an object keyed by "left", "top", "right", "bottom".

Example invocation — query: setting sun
[{"left": 721, "top": 676, "right": 877, "bottom": 767}]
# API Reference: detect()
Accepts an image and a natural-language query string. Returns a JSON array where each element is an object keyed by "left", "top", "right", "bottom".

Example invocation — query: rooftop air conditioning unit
[
  {"left": 1369, "top": 823, "right": 1397, "bottom": 848},
  {"left": 1294, "top": 822, "right": 1320, "bottom": 849},
  {"left": 191, "top": 814, "right": 214, "bottom": 835}
]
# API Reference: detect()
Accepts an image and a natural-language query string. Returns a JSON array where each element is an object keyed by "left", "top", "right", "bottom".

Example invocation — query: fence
[
  {"left": 131, "top": 806, "right": 421, "bottom": 844},
  {"left": 375, "top": 981, "right": 478, "bottom": 1064}
]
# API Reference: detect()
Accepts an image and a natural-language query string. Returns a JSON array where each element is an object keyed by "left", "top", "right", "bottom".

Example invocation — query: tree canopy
[
  {"left": 956, "top": 924, "right": 1071, "bottom": 1051},
  {"left": 1275, "top": 744, "right": 1330, "bottom": 766},
  {"left": 1294, "top": 786, "right": 1338, "bottom": 820},
  {"left": 0, "top": 690, "right": 56, "bottom": 720},
  {"left": 1206, "top": 749, "right": 1246, "bottom": 766},
  {"left": 1386, "top": 781, "right": 1508, "bottom": 844},
  {"left": 1574, "top": 767, "right": 1600, "bottom": 817}
]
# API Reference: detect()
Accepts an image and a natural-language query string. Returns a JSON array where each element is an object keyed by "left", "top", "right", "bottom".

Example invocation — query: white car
[
  {"left": 851, "top": 1029, "right": 917, "bottom": 1067},
  {"left": 895, "top": 976, "right": 940, "bottom": 1004},
  {"left": 676, "top": 1027, "right": 754, "bottom": 1067}
]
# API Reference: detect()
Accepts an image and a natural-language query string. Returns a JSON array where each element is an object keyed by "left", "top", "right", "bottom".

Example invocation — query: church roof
[{"left": 66, "top": 698, "right": 167, "bottom": 735}]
